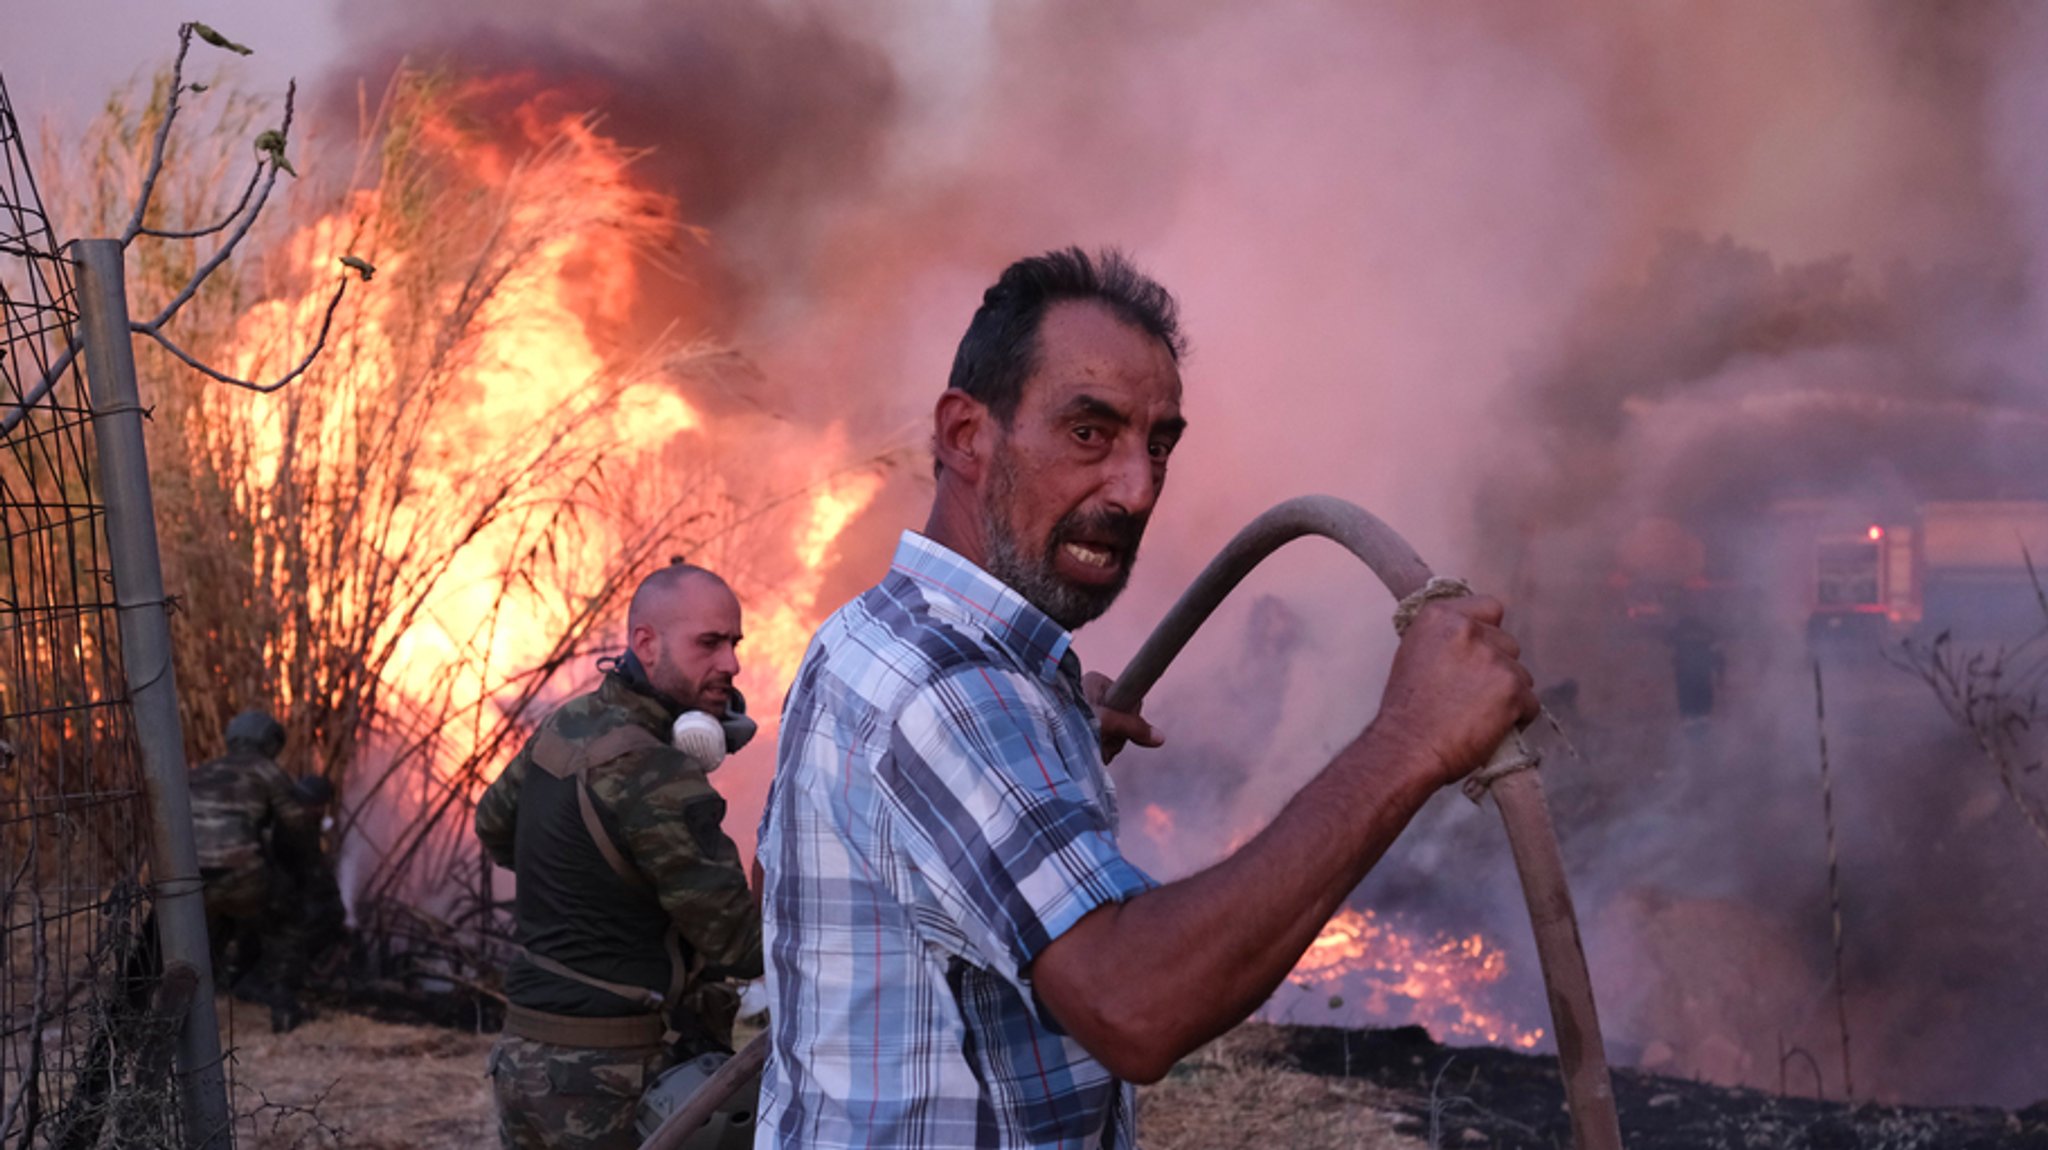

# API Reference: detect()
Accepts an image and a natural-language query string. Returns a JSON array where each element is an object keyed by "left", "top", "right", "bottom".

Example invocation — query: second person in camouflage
[{"left": 190, "top": 709, "right": 326, "bottom": 1032}]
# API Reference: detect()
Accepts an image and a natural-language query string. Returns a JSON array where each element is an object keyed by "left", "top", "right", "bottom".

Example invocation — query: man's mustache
[{"left": 1048, "top": 508, "right": 1145, "bottom": 556}]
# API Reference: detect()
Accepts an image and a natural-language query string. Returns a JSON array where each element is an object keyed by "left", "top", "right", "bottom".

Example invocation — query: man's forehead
[{"left": 1025, "top": 302, "right": 1184, "bottom": 414}]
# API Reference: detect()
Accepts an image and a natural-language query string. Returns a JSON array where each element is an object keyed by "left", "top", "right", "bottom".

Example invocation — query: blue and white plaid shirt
[{"left": 756, "top": 531, "right": 1156, "bottom": 1150}]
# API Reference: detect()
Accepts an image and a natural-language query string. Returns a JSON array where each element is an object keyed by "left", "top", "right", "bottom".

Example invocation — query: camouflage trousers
[
  {"left": 200, "top": 863, "right": 272, "bottom": 922},
  {"left": 488, "top": 1035, "right": 672, "bottom": 1150},
  {"left": 201, "top": 865, "right": 318, "bottom": 991}
]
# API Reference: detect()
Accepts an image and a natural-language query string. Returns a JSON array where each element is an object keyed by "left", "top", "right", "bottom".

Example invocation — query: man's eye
[
  {"left": 1149, "top": 440, "right": 1174, "bottom": 461},
  {"left": 1073, "top": 425, "right": 1099, "bottom": 443}
]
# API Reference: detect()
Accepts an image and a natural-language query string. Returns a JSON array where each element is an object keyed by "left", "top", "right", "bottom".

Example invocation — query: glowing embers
[{"left": 1278, "top": 906, "right": 1544, "bottom": 1049}]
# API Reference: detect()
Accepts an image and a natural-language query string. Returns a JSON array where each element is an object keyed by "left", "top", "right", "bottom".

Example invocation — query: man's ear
[
  {"left": 933, "top": 389, "right": 994, "bottom": 483},
  {"left": 627, "top": 622, "right": 657, "bottom": 662}
]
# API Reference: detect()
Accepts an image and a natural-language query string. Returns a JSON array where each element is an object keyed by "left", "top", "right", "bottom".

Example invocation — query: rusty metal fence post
[{"left": 72, "top": 238, "right": 232, "bottom": 1150}]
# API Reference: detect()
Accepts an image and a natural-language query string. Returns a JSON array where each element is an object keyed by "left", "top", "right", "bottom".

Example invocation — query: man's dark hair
[{"left": 946, "top": 247, "right": 1185, "bottom": 430}]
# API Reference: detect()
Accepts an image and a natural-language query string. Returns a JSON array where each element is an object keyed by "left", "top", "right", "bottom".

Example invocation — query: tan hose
[{"left": 1102, "top": 495, "right": 1623, "bottom": 1150}]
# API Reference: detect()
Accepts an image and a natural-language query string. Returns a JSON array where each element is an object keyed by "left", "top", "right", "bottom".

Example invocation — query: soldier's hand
[
  {"left": 1083, "top": 671, "right": 1162, "bottom": 764},
  {"left": 1372, "top": 596, "right": 1537, "bottom": 791}
]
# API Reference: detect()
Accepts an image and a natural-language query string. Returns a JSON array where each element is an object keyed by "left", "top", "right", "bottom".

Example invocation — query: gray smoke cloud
[{"left": 325, "top": 0, "right": 2048, "bottom": 1106}]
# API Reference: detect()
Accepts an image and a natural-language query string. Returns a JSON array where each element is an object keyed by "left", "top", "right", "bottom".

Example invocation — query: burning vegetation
[
  {"left": 42, "top": 64, "right": 894, "bottom": 1004},
  {"left": 1279, "top": 907, "right": 1542, "bottom": 1051}
]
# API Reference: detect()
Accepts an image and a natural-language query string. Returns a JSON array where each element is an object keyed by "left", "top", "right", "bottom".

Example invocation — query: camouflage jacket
[
  {"left": 189, "top": 750, "right": 318, "bottom": 877},
  {"left": 476, "top": 674, "right": 762, "bottom": 1020}
]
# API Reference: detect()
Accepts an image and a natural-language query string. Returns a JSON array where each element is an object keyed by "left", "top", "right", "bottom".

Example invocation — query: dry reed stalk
[{"left": 1810, "top": 659, "right": 1854, "bottom": 1102}]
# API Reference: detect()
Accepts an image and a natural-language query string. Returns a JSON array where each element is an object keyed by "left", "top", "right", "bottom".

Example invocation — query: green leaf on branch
[
  {"left": 339, "top": 255, "right": 377, "bottom": 282},
  {"left": 254, "top": 129, "right": 297, "bottom": 177},
  {"left": 189, "top": 21, "right": 254, "bottom": 56}
]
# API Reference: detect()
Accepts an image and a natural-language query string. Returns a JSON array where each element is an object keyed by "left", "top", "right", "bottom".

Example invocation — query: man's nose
[
  {"left": 1101, "top": 440, "right": 1162, "bottom": 517},
  {"left": 716, "top": 644, "right": 741, "bottom": 677}
]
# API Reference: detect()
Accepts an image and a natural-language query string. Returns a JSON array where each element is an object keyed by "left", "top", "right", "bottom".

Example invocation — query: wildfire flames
[
  {"left": 216, "top": 77, "right": 878, "bottom": 777},
  {"left": 1279, "top": 907, "right": 1543, "bottom": 1050},
  {"left": 1138, "top": 806, "right": 1542, "bottom": 1050}
]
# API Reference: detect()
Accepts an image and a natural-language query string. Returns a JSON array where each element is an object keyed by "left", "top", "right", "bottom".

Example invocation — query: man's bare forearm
[{"left": 1031, "top": 722, "right": 1441, "bottom": 1082}]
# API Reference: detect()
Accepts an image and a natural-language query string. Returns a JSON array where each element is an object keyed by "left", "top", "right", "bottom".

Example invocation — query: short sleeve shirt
[{"left": 756, "top": 532, "right": 1156, "bottom": 1150}]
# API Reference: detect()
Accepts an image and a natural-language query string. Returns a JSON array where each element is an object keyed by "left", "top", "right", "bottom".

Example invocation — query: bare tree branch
[
  {"left": 136, "top": 161, "right": 263, "bottom": 240},
  {"left": 133, "top": 271, "right": 349, "bottom": 394},
  {"left": 6, "top": 54, "right": 331, "bottom": 439},
  {"left": 118, "top": 23, "right": 198, "bottom": 245},
  {"left": 143, "top": 81, "right": 297, "bottom": 332},
  {"left": 1892, "top": 564, "right": 2048, "bottom": 855}
]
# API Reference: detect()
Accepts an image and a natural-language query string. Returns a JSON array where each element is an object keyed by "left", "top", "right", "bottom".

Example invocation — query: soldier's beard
[
  {"left": 978, "top": 446, "right": 1143, "bottom": 632},
  {"left": 645, "top": 647, "right": 730, "bottom": 716}
]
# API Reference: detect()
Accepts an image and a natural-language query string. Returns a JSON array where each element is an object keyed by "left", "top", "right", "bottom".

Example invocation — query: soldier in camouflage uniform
[
  {"left": 191, "top": 710, "right": 326, "bottom": 1031},
  {"left": 476, "top": 563, "right": 763, "bottom": 1150},
  {"left": 259, "top": 776, "right": 349, "bottom": 1026}
]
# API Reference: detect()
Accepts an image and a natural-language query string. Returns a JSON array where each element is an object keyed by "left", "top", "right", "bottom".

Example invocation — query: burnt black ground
[{"left": 1276, "top": 1025, "right": 2048, "bottom": 1150}]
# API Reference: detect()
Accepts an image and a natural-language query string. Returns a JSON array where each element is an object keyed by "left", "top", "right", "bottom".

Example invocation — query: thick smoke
[{"left": 331, "top": 0, "right": 2048, "bottom": 1106}]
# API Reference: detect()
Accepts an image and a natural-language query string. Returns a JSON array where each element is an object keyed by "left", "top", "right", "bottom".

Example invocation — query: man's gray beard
[{"left": 979, "top": 453, "right": 1129, "bottom": 631}]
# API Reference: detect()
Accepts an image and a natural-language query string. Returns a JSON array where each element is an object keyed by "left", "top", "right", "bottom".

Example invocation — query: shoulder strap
[
  {"left": 567, "top": 741, "right": 695, "bottom": 1042},
  {"left": 520, "top": 948, "right": 666, "bottom": 1010},
  {"left": 528, "top": 712, "right": 665, "bottom": 891},
  {"left": 510, "top": 711, "right": 697, "bottom": 1028},
  {"left": 576, "top": 779, "right": 653, "bottom": 893}
]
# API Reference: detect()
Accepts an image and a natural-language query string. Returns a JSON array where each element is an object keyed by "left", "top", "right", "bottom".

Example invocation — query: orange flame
[
  {"left": 1277, "top": 907, "right": 1544, "bottom": 1049},
  {"left": 746, "top": 461, "right": 886, "bottom": 690},
  {"left": 221, "top": 82, "right": 878, "bottom": 776}
]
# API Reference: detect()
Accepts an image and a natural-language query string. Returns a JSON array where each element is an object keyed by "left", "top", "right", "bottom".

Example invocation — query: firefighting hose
[
  {"left": 1096, "top": 494, "right": 1623, "bottom": 1150},
  {"left": 643, "top": 494, "right": 1623, "bottom": 1150}
]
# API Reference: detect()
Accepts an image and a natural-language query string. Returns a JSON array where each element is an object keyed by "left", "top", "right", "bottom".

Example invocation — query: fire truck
[
  {"left": 1780, "top": 499, "right": 2048, "bottom": 642},
  {"left": 1611, "top": 500, "right": 2048, "bottom": 644}
]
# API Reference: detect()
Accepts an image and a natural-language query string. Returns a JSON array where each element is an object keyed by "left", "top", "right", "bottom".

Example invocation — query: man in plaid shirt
[{"left": 757, "top": 248, "right": 1537, "bottom": 1148}]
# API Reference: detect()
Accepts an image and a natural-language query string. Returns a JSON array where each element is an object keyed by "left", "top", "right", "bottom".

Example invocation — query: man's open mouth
[{"left": 1061, "top": 541, "right": 1119, "bottom": 570}]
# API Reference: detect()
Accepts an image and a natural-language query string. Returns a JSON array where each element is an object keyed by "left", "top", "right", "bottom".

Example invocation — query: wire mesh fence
[{"left": 0, "top": 74, "right": 178, "bottom": 1147}]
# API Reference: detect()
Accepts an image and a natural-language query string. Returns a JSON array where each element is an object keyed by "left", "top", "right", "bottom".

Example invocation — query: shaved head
[
  {"left": 627, "top": 564, "right": 744, "bottom": 714},
  {"left": 628, "top": 563, "right": 725, "bottom": 634}
]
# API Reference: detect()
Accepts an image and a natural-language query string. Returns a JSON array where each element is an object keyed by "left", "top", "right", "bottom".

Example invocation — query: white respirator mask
[{"left": 670, "top": 710, "right": 729, "bottom": 774}]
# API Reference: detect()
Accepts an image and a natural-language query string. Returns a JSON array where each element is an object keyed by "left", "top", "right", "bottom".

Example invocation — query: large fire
[
  {"left": 1277, "top": 906, "right": 1544, "bottom": 1049},
  {"left": 215, "top": 77, "right": 877, "bottom": 780}
]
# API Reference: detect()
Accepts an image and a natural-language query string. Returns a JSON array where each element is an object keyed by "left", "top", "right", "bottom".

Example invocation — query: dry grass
[
  {"left": 1137, "top": 1024, "right": 1426, "bottom": 1150},
  {"left": 214, "top": 1009, "right": 1426, "bottom": 1150},
  {"left": 221, "top": 998, "right": 494, "bottom": 1149}
]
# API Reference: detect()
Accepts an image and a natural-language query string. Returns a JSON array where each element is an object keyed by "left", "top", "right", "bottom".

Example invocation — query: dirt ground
[
  {"left": 1139, "top": 1025, "right": 1425, "bottom": 1150},
  {"left": 219, "top": 1003, "right": 2048, "bottom": 1150},
  {"left": 217, "top": 1003, "right": 1425, "bottom": 1150},
  {"left": 222, "top": 998, "right": 496, "bottom": 1149}
]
